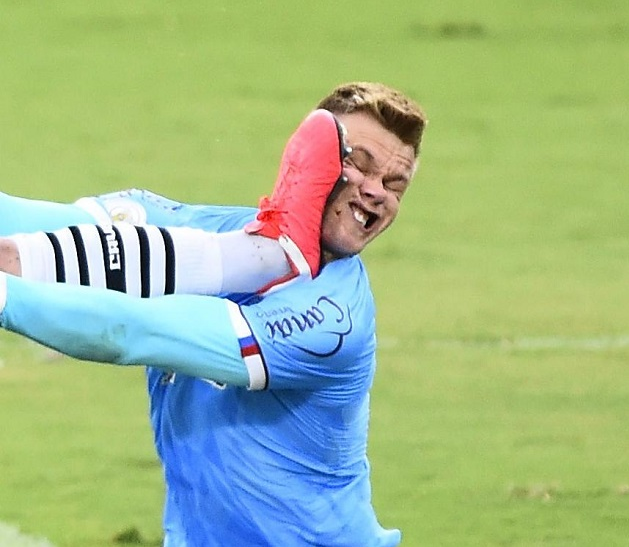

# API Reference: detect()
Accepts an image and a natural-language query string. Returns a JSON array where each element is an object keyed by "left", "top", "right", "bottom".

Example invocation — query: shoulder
[
  {"left": 243, "top": 256, "right": 374, "bottom": 359},
  {"left": 237, "top": 257, "right": 376, "bottom": 391}
]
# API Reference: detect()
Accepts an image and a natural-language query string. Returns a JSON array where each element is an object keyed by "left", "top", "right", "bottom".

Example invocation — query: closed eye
[
  {"left": 344, "top": 148, "right": 373, "bottom": 173},
  {"left": 384, "top": 178, "right": 409, "bottom": 194}
]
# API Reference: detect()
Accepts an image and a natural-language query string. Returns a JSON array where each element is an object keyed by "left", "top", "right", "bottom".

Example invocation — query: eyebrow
[{"left": 349, "top": 146, "right": 375, "bottom": 162}]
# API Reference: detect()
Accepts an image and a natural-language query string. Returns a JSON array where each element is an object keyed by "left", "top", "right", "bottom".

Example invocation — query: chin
[
  {"left": 322, "top": 231, "right": 370, "bottom": 261},
  {"left": 321, "top": 244, "right": 361, "bottom": 265}
]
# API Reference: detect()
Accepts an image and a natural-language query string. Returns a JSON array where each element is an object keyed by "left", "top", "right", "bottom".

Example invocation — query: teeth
[{"left": 353, "top": 208, "right": 368, "bottom": 226}]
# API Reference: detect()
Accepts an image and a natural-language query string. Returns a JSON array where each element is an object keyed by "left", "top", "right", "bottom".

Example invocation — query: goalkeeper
[{"left": 0, "top": 82, "right": 427, "bottom": 547}]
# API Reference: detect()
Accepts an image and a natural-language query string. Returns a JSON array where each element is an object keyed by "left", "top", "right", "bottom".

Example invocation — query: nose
[{"left": 360, "top": 175, "right": 387, "bottom": 204}]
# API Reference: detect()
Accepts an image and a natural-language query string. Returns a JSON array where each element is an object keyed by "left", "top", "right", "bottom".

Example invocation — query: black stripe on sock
[
  {"left": 45, "top": 232, "right": 65, "bottom": 283},
  {"left": 159, "top": 227, "right": 175, "bottom": 295},
  {"left": 135, "top": 226, "right": 151, "bottom": 298},
  {"left": 68, "top": 226, "right": 90, "bottom": 286}
]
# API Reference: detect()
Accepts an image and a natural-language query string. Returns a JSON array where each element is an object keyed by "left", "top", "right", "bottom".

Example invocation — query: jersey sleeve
[
  {"left": 76, "top": 188, "right": 257, "bottom": 232},
  {"left": 1, "top": 188, "right": 256, "bottom": 236},
  {"left": 0, "top": 192, "right": 97, "bottom": 236},
  {"left": 236, "top": 257, "right": 377, "bottom": 394},
  {"left": 0, "top": 273, "right": 253, "bottom": 387},
  {"left": 0, "top": 257, "right": 375, "bottom": 396}
]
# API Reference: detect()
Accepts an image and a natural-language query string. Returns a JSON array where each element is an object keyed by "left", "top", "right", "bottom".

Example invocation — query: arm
[
  {"left": 0, "top": 191, "right": 98, "bottom": 236},
  {"left": 0, "top": 259, "right": 370, "bottom": 393},
  {"left": 0, "top": 188, "right": 215, "bottom": 235},
  {"left": 0, "top": 272, "right": 252, "bottom": 386}
]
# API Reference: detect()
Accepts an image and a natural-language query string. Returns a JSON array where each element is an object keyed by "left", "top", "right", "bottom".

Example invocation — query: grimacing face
[{"left": 320, "top": 111, "right": 417, "bottom": 265}]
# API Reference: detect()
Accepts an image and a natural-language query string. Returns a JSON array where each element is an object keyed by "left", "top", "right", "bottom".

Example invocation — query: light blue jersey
[
  {"left": 152, "top": 259, "right": 400, "bottom": 546},
  {"left": 104, "top": 190, "right": 401, "bottom": 546},
  {"left": 0, "top": 189, "right": 401, "bottom": 546}
]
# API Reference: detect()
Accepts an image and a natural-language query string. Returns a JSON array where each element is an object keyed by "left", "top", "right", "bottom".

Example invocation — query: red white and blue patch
[{"left": 226, "top": 301, "right": 268, "bottom": 390}]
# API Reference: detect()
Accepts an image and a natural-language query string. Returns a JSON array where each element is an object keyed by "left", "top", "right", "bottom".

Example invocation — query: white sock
[
  {"left": 216, "top": 230, "right": 291, "bottom": 294},
  {"left": 10, "top": 226, "right": 291, "bottom": 297}
]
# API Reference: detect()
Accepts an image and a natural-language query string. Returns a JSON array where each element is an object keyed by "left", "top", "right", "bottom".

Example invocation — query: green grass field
[{"left": 0, "top": 1, "right": 628, "bottom": 545}]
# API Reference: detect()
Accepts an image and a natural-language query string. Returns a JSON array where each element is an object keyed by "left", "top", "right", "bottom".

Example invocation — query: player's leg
[
  {"left": 0, "top": 239, "right": 20, "bottom": 276},
  {"left": 245, "top": 109, "right": 351, "bottom": 287},
  {"left": 5, "top": 223, "right": 290, "bottom": 297},
  {"left": 0, "top": 110, "right": 349, "bottom": 296}
]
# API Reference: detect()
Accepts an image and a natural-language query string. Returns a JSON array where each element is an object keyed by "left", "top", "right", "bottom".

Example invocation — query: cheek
[
  {"left": 320, "top": 209, "right": 355, "bottom": 255},
  {"left": 322, "top": 200, "right": 344, "bottom": 228},
  {"left": 386, "top": 198, "right": 401, "bottom": 219},
  {"left": 320, "top": 209, "right": 341, "bottom": 244}
]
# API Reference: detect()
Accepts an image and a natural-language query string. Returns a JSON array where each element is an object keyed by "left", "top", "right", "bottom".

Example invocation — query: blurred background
[{"left": 0, "top": 1, "right": 628, "bottom": 545}]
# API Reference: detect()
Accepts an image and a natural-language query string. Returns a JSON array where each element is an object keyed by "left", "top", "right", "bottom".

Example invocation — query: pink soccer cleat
[{"left": 245, "top": 109, "right": 351, "bottom": 286}]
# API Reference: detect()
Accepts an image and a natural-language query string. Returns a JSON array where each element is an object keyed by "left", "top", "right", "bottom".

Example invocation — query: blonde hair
[{"left": 317, "top": 82, "right": 427, "bottom": 157}]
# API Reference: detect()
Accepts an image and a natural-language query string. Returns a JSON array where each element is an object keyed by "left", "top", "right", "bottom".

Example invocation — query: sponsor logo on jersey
[{"left": 263, "top": 296, "right": 353, "bottom": 357}]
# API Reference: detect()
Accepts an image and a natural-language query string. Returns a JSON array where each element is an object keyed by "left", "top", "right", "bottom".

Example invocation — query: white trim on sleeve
[{"left": 225, "top": 300, "right": 268, "bottom": 391}]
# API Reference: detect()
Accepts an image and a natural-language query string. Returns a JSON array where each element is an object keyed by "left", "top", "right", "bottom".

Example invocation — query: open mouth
[{"left": 351, "top": 205, "right": 377, "bottom": 229}]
